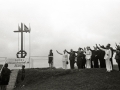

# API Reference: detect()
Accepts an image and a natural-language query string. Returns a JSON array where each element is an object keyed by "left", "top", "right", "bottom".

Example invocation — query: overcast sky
[{"left": 0, "top": 0, "right": 120, "bottom": 67}]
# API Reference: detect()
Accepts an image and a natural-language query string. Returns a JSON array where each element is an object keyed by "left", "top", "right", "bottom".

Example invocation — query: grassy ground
[{"left": 14, "top": 65, "right": 120, "bottom": 90}]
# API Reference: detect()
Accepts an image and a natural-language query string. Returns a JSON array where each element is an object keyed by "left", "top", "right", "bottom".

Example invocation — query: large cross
[{"left": 14, "top": 23, "right": 30, "bottom": 58}]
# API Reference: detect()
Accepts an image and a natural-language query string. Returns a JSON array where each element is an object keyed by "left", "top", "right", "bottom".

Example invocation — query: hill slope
[{"left": 14, "top": 67, "right": 120, "bottom": 90}]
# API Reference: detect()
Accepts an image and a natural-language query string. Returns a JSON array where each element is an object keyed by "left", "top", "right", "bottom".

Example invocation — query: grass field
[{"left": 14, "top": 65, "right": 120, "bottom": 90}]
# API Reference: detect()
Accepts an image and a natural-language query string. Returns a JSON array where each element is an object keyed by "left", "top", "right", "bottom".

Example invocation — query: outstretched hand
[
  {"left": 96, "top": 44, "right": 98, "bottom": 48},
  {"left": 84, "top": 47, "right": 86, "bottom": 50},
  {"left": 115, "top": 42, "right": 117, "bottom": 45},
  {"left": 93, "top": 46, "right": 96, "bottom": 48}
]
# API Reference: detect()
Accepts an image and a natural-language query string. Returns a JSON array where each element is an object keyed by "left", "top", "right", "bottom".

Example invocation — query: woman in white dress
[
  {"left": 96, "top": 44, "right": 112, "bottom": 72},
  {"left": 56, "top": 50, "right": 68, "bottom": 69},
  {"left": 84, "top": 46, "right": 92, "bottom": 68}
]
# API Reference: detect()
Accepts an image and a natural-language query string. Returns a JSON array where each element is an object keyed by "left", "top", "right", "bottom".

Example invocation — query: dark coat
[
  {"left": 97, "top": 50, "right": 105, "bottom": 60},
  {"left": 115, "top": 50, "right": 120, "bottom": 63},
  {"left": 91, "top": 50, "right": 99, "bottom": 60},
  {"left": 21, "top": 69, "right": 25, "bottom": 81},
  {"left": 67, "top": 51, "right": 76, "bottom": 61},
  {"left": 1, "top": 67, "right": 11, "bottom": 85},
  {"left": 76, "top": 51, "right": 85, "bottom": 69},
  {"left": 48, "top": 53, "right": 53, "bottom": 63},
  {"left": 77, "top": 52, "right": 84, "bottom": 61}
]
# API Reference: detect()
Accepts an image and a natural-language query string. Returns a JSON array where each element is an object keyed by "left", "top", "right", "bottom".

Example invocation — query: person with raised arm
[
  {"left": 91, "top": 46, "right": 99, "bottom": 68},
  {"left": 56, "top": 50, "right": 68, "bottom": 69},
  {"left": 96, "top": 44, "right": 112, "bottom": 72},
  {"left": 74, "top": 48, "right": 85, "bottom": 70},
  {"left": 97, "top": 44, "right": 106, "bottom": 68},
  {"left": 84, "top": 46, "right": 92, "bottom": 68},
  {"left": 66, "top": 49, "right": 76, "bottom": 69}
]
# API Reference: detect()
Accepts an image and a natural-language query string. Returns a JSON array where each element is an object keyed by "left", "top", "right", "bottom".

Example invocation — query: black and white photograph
[{"left": 0, "top": 0, "right": 120, "bottom": 90}]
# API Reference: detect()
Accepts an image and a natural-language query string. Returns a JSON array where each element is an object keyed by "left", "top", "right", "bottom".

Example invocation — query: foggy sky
[{"left": 0, "top": 0, "right": 120, "bottom": 67}]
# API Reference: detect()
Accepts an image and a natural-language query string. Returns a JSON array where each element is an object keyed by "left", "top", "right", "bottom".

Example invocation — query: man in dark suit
[
  {"left": 97, "top": 45, "right": 106, "bottom": 68},
  {"left": 66, "top": 49, "right": 76, "bottom": 69},
  {"left": 91, "top": 47, "right": 99, "bottom": 68}
]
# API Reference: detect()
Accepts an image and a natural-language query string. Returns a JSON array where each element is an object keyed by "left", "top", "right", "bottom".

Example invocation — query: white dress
[
  {"left": 100, "top": 48, "right": 112, "bottom": 72},
  {"left": 85, "top": 50, "right": 92, "bottom": 68},
  {"left": 62, "top": 53, "right": 68, "bottom": 69}
]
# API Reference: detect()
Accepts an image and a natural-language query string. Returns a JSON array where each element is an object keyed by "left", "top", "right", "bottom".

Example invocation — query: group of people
[{"left": 48, "top": 43, "right": 120, "bottom": 72}]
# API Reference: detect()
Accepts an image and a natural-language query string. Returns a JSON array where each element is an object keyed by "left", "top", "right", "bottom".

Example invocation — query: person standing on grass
[
  {"left": 96, "top": 44, "right": 112, "bottom": 72},
  {"left": 75, "top": 48, "right": 85, "bottom": 70},
  {"left": 19, "top": 65, "right": 25, "bottom": 88},
  {"left": 114, "top": 44, "right": 120, "bottom": 71},
  {"left": 48, "top": 49, "right": 53, "bottom": 69},
  {"left": 115, "top": 48, "right": 120, "bottom": 71},
  {"left": 91, "top": 46, "right": 99, "bottom": 68},
  {"left": 0, "top": 63, "right": 11, "bottom": 90},
  {"left": 97, "top": 44, "right": 106, "bottom": 68},
  {"left": 89, "top": 47, "right": 94, "bottom": 68},
  {"left": 21, "top": 65, "right": 25, "bottom": 81},
  {"left": 82, "top": 53, "right": 86, "bottom": 69},
  {"left": 107, "top": 44, "right": 114, "bottom": 69},
  {"left": 84, "top": 46, "right": 92, "bottom": 68},
  {"left": 66, "top": 49, "right": 76, "bottom": 69},
  {"left": 56, "top": 50, "right": 68, "bottom": 69}
]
